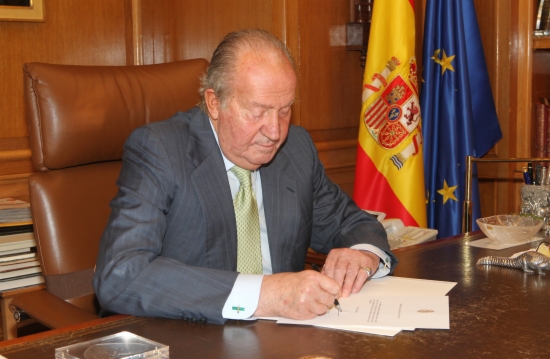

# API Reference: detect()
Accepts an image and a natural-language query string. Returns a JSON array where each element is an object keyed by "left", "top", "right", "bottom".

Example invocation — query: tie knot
[{"left": 231, "top": 166, "right": 252, "bottom": 187}]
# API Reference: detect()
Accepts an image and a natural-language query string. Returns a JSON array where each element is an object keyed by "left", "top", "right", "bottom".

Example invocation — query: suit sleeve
[
  {"left": 295, "top": 128, "right": 398, "bottom": 270},
  {"left": 93, "top": 125, "right": 238, "bottom": 325}
]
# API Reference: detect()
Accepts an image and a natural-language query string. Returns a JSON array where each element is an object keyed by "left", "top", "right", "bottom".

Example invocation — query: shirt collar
[{"left": 209, "top": 118, "right": 240, "bottom": 173}]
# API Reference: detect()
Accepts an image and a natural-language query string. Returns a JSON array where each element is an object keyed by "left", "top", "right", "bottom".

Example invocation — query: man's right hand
[{"left": 253, "top": 271, "right": 340, "bottom": 319}]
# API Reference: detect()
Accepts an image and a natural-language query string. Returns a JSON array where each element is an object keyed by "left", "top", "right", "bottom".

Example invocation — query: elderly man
[{"left": 93, "top": 29, "right": 396, "bottom": 324}]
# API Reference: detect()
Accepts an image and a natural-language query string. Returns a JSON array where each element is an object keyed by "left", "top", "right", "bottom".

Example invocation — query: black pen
[{"left": 311, "top": 263, "right": 342, "bottom": 312}]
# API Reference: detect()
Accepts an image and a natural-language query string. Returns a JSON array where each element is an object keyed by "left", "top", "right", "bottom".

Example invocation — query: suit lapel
[
  {"left": 260, "top": 151, "right": 298, "bottom": 273},
  {"left": 187, "top": 111, "right": 237, "bottom": 271}
]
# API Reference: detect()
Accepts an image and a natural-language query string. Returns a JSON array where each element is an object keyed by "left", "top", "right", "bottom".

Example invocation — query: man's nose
[{"left": 261, "top": 110, "right": 281, "bottom": 141}]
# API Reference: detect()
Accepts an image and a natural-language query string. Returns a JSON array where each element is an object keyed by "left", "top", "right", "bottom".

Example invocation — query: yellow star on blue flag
[
  {"left": 437, "top": 180, "right": 458, "bottom": 204},
  {"left": 431, "top": 49, "right": 455, "bottom": 75}
]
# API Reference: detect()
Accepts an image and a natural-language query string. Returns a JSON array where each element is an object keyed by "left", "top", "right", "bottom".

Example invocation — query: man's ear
[{"left": 204, "top": 89, "right": 220, "bottom": 120}]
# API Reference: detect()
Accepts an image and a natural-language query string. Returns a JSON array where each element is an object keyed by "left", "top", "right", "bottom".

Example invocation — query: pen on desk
[{"left": 311, "top": 263, "right": 342, "bottom": 312}]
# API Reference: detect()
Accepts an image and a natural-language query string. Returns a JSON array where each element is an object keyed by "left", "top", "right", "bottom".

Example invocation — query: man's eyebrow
[
  {"left": 251, "top": 100, "right": 295, "bottom": 109},
  {"left": 251, "top": 102, "right": 270, "bottom": 109}
]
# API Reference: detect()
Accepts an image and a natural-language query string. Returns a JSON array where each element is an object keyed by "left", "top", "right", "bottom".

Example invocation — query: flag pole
[{"left": 462, "top": 156, "right": 473, "bottom": 233}]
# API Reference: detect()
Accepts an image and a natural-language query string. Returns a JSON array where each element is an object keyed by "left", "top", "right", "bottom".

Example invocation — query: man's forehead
[{"left": 236, "top": 49, "right": 295, "bottom": 74}]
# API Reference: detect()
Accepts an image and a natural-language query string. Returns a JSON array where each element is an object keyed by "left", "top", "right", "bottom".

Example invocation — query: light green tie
[{"left": 231, "top": 166, "right": 263, "bottom": 274}]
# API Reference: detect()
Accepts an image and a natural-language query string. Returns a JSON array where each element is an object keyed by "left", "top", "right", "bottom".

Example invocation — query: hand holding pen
[
  {"left": 253, "top": 270, "right": 342, "bottom": 319},
  {"left": 311, "top": 263, "right": 342, "bottom": 312}
]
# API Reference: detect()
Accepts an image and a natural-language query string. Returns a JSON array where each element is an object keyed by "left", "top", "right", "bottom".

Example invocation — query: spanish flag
[{"left": 353, "top": 0, "right": 426, "bottom": 227}]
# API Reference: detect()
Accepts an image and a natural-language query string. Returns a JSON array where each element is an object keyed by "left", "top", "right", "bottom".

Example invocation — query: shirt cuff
[
  {"left": 350, "top": 244, "right": 392, "bottom": 279},
  {"left": 222, "top": 274, "right": 263, "bottom": 320}
]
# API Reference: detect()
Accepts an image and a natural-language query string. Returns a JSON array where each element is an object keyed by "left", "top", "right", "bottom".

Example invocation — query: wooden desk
[{"left": 0, "top": 232, "right": 549, "bottom": 358}]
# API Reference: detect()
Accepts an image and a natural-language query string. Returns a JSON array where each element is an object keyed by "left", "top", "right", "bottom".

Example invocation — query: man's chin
[{"left": 246, "top": 153, "right": 277, "bottom": 167}]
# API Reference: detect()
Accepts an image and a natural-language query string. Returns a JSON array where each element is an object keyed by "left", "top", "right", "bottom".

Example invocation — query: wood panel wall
[
  {"left": 474, "top": 0, "right": 537, "bottom": 218},
  {"left": 0, "top": 0, "right": 521, "bottom": 224},
  {"left": 0, "top": 0, "right": 366, "bottom": 202},
  {"left": 297, "top": 0, "right": 363, "bottom": 195},
  {"left": 473, "top": 0, "right": 512, "bottom": 218}
]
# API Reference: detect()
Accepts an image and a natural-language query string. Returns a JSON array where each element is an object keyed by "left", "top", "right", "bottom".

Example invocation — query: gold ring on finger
[{"left": 361, "top": 266, "right": 372, "bottom": 277}]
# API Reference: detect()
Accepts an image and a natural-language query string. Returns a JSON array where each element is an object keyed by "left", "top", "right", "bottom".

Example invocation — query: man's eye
[
  {"left": 279, "top": 109, "right": 291, "bottom": 117},
  {"left": 253, "top": 110, "right": 266, "bottom": 118}
]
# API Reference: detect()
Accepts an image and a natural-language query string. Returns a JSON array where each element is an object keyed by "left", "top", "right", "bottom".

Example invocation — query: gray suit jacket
[{"left": 93, "top": 108, "right": 395, "bottom": 324}]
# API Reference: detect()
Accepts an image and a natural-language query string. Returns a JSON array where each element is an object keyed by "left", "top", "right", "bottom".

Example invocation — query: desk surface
[{"left": 0, "top": 232, "right": 549, "bottom": 359}]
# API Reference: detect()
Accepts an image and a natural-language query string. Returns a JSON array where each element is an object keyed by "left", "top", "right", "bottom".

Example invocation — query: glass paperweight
[{"left": 55, "top": 331, "right": 169, "bottom": 359}]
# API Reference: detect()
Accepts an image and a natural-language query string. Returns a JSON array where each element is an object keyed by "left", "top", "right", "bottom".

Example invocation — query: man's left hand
[{"left": 322, "top": 249, "right": 380, "bottom": 298}]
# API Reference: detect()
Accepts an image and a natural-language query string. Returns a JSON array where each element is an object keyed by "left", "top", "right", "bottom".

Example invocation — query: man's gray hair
[{"left": 198, "top": 28, "right": 296, "bottom": 112}]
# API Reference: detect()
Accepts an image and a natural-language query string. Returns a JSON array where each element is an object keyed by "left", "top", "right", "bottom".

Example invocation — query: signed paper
[
  {"left": 278, "top": 295, "right": 449, "bottom": 329},
  {"left": 271, "top": 276, "right": 455, "bottom": 335}
]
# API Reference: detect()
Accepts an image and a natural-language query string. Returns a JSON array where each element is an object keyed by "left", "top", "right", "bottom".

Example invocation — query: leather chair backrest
[{"left": 24, "top": 59, "right": 208, "bottom": 314}]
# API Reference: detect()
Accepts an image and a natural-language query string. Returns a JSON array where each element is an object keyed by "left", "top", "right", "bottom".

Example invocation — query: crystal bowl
[{"left": 476, "top": 215, "right": 544, "bottom": 244}]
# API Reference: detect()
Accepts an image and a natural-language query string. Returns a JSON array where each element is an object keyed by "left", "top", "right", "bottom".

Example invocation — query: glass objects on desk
[
  {"left": 55, "top": 331, "right": 169, "bottom": 359},
  {"left": 520, "top": 184, "right": 550, "bottom": 234},
  {"left": 476, "top": 214, "right": 544, "bottom": 245}
]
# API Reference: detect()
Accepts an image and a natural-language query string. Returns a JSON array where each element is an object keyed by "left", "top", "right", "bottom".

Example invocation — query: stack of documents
[
  {"left": 271, "top": 276, "right": 456, "bottom": 337},
  {"left": 0, "top": 232, "right": 44, "bottom": 291}
]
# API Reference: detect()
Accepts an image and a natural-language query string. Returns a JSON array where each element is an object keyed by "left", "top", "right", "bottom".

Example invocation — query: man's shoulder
[
  {"left": 127, "top": 107, "right": 206, "bottom": 140},
  {"left": 124, "top": 107, "right": 208, "bottom": 151},
  {"left": 143, "top": 107, "right": 205, "bottom": 132}
]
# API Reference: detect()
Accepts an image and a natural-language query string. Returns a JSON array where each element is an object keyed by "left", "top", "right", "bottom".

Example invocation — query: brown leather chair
[{"left": 9, "top": 59, "right": 208, "bottom": 331}]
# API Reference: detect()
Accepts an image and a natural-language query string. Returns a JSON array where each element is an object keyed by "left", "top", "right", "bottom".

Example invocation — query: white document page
[
  {"left": 278, "top": 295, "right": 449, "bottom": 329},
  {"left": 360, "top": 276, "right": 456, "bottom": 296}
]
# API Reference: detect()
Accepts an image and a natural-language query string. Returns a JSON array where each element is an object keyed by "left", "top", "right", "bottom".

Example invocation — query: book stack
[
  {"left": 0, "top": 232, "right": 44, "bottom": 291},
  {"left": 0, "top": 198, "right": 43, "bottom": 291}
]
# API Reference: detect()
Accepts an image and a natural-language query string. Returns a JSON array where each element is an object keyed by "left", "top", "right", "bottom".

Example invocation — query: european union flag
[{"left": 421, "top": 0, "right": 502, "bottom": 238}]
